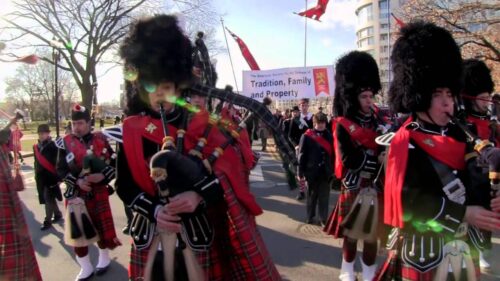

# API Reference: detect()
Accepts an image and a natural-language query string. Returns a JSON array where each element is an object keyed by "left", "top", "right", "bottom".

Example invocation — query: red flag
[
  {"left": 296, "top": 0, "right": 329, "bottom": 21},
  {"left": 15, "top": 54, "right": 39, "bottom": 64},
  {"left": 391, "top": 13, "right": 405, "bottom": 28},
  {"left": 225, "top": 28, "right": 260, "bottom": 71}
]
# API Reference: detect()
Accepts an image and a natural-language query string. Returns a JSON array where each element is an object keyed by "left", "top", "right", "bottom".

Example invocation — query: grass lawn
[{"left": 20, "top": 138, "right": 37, "bottom": 151}]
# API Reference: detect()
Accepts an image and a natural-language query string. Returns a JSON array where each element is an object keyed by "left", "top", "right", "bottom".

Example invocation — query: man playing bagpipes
[
  {"left": 56, "top": 104, "right": 121, "bottom": 281},
  {"left": 110, "top": 14, "right": 281, "bottom": 281},
  {"left": 0, "top": 113, "right": 42, "bottom": 281},
  {"left": 460, "top": 58, "right": 498, "bottom": 271},
  {"left": 374, "top": 21, "right": 500, "bottom": 281},
  {"left": 33, "top": 124, "right": 63, "bottom": 231},
  {"left": 323, "top": 51, "right": 385, "bottom": 281}
]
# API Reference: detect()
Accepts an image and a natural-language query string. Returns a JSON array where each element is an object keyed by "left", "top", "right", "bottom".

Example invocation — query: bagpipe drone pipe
[{"left": 190, "top": 33, "right": 299, "bottom": 189}]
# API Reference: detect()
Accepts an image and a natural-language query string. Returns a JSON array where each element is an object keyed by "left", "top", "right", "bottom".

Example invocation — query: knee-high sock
[
  {"left": 342, "top": 238, "right": 357, "bottom": 263},
  {"left": 74, "top": 246, "right": 88, "bottom": 257},
  {"left": 362, "top": 241, "right": 378, "bottom": 266}
]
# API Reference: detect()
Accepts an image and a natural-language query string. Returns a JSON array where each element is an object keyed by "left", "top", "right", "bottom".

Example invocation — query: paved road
[{"left": 16, "top": 142, "right": 500, "bottom": 281}]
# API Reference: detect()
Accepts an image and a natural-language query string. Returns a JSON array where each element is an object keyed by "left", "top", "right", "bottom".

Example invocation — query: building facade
[{"left": 355, "top": 0, "right": 406, "bottom": 105}]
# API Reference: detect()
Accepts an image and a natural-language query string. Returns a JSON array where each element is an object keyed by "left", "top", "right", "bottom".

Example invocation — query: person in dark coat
[
  {"left": 297, "top": 112, "right": 333, "bottom": 225},
  {"left": 33, "top": 124, "right": 62, "bottom": 230}
]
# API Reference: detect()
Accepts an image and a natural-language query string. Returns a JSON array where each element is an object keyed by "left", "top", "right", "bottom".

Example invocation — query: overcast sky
[{"left": 0, "top": 0, "right": 357, "bottom": 104}]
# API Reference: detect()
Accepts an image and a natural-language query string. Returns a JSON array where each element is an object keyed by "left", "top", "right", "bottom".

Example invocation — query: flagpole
[
  {"left": 304, "top": 0, "right": 308, "bottom": 67},
  {"left": 387, "top": 0, "right": 391, "bottom": 106},
  {"left": 220, "top": 17, "right": 240, "bottom": 94}
]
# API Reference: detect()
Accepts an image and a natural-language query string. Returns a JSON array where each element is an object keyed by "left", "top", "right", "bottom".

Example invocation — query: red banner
[{"left": 313, "top": 68, "right": 330, "bottom": 96}]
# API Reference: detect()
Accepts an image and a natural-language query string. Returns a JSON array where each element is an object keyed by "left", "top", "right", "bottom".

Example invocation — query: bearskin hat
[
  {"left": 462, "top": 59, "right": 494, "bottom": 111},
  {"left": 71, "top": 104, "right": 90, "bottom": 121},
  {"left": 333, "top": 51, "right": 381, "bottom": 117},
  {"left": 120, "top": 15, "right": 193, "bottom": 115},
  {"left": 389, "top": 21, "right": 462, "bottom": 113}
]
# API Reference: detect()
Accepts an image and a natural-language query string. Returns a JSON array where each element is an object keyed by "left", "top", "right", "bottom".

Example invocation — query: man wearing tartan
[
  {"left": 111, "top": 14, "right": 280, "bottom": 281},
  {"left": 323, "top": 51, "right": 385, "bottom": 281},
  {"left": 375, "top": 21, "right": 500, "bottom": 281},
  {"left": 56, "top": 104, "right": 121, "bottom": 281},
  {"left": 0, "top": 119, "right": 42, "bottom": 281}
]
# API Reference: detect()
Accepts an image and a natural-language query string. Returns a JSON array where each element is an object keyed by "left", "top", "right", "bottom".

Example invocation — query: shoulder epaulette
[
  {"left": 102, "top": 125, "right": 123, "bottom": 143},
  {"left": 54, "top": 137, "right": 65, "bottom": 150},
  {"left": 375, "top": 132, "right": 415, "bottom": 149}
]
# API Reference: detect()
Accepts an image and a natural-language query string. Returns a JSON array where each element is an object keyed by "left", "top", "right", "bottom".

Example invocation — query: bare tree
[
  {"left": 1, "top": 0, "right": 148, "bottom": 109},
  {"left": 397, "top": 0, "right": 499, "bottom": 87},
  {"left": 5, "top": 55, "right": 79, "bottom": 122}
]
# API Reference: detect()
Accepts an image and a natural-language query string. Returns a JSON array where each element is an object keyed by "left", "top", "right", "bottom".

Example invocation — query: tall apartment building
[{"left": 355, "top": 0, "right": 406, "bottom": 104}]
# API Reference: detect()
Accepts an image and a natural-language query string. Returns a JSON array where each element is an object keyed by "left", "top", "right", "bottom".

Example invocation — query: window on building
[
  {"left": 359, "top": 37, "right": 375, "bottom": 48},
  {"left": 380, "top": 34, "right": 388, "bottom": 42},
  {"left": 380, "top": 23, "right": 389, "bottom": 30},
  {"left": 357, "top": 26, "right": 374, "bottom": 39},
  {"left": 379, "top": 0, "right": 388, "bottom": 10},
  {"left": 380, "top": 45, "right": 389, "bottom": 53},
  {"left": 357, "top": 3, "right": 373, "bottom": 24}
]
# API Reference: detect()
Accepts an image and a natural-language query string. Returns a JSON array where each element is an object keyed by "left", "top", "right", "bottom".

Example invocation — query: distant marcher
[
  {"left": 65, "top": 121, "right": 72, "bottom": 135},
  {"left": 114, "top": 116, "right": 121, "bottom": 125},
  {"left": 99, "top": 118, "right": 105, "bottom": 129},
  {"left": 33, "top": 124, "right": 62, "bottom": 230},
  {"left": 297, "top": 113, "right": 333, "bottom": 225},
  {"left": 8, "top": 123, "right": 23, "bottom": 164}
]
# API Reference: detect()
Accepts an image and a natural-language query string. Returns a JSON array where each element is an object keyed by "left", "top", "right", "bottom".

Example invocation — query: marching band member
[
  {"left": 324, "top": 51, "right": 384, "bottom": 281},
  {"left": 462, "top": 58, "right": 497, "bottom": 270},
  {"left": 0, "top": 115, "right": 42, "bottom": 281},
  {"left": 56, "top": 105, "right": 120, "bottom": 281},
  {"left": 112, "top": 14, "right": 280, "bottom": 281},
  {"left": 375, "top": 21, "right": 500, "bottom": 281}
]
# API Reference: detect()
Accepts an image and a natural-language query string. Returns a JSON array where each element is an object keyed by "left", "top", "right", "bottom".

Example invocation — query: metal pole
[
  {"left": 53, "top": 47, "right": 60, "bottom": 137},
  {"left": 220, "top": 17, "right": 240, "bottom": 93},
  {"left": 304, "top": 0, "right": 308, "bottom": 67}
]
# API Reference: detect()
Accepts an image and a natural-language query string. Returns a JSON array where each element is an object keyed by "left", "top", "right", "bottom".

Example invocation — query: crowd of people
[{"left": 0, "top": 13, "right": 499, "bottom": 281}]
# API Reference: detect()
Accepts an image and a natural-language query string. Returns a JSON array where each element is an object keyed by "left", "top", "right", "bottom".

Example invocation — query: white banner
[{"left": 242, "top": 65, "right": 334, "bottom": 101}]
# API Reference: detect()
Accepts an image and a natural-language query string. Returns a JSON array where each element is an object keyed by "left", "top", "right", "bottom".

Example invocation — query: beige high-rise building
[{"left": 355, "top": 0, "right": 406, "bottom": 104}]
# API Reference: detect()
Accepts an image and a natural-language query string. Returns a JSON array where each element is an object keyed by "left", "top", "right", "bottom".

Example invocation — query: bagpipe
[
  {"left": 449, "top": 96, "right": 500, "bottom": 198},
  {"left": 64, "top": 140, "right": 116, "bottom": 247}
]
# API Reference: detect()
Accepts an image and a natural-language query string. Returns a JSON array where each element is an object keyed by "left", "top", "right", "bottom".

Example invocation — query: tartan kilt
[
  {"left": 79, "top": 184, "right": 120, "bottom": 249},
  {"left": 128, "top": 173, "right": 280, "bottom": 281},
  {"left": 0, "top": 147, "right": 42, "bottom": 281},
  {"left": 323, "top": 185, "right": 359, "bottom": 238},
  {"left": 375, "top": 247, "right": 481, "bottom": 280}
]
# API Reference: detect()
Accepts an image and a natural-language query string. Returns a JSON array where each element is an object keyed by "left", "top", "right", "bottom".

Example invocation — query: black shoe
[
  {"left": 95, "top": 265, "right": 110, "bottom": 276},
  {"left": 122, "top": 225, "right": 130, "bottom": 235},
  {"left": 320, "top": 220, "right": 327, "bottom": 228},
  {"left": 40, "top": 221, "right": 52, "bottom": 231},
  {"left": 306, "top": 218, "right": 314, "bottom": 224},
  {"left": 296, "top": 192, "right": 305, "bottom": 201},
  {"left": 52, "top": 215, "right": 63, "bottom": 223}
]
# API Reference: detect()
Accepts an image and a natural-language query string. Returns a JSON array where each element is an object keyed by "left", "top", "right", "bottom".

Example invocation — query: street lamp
[{"left": 51, "top": 37, "right": 62, "bottom": 137}]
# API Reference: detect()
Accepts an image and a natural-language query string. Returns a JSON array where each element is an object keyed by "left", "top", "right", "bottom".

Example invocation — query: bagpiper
[
  {"left": 375, "top": 21, "right": 500, "bottom": 281},
  {"left": 462, "top": 58, "right": 497, "bottom": 270},
  {"left": 109, "top": 14, "right": 281, "bottom": 281},
  {"left": 323, "top": 50, "right": 385, "bottom": 281},
  {"left": 56, "top": 104, "right": 121, "bottom": 281}
]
